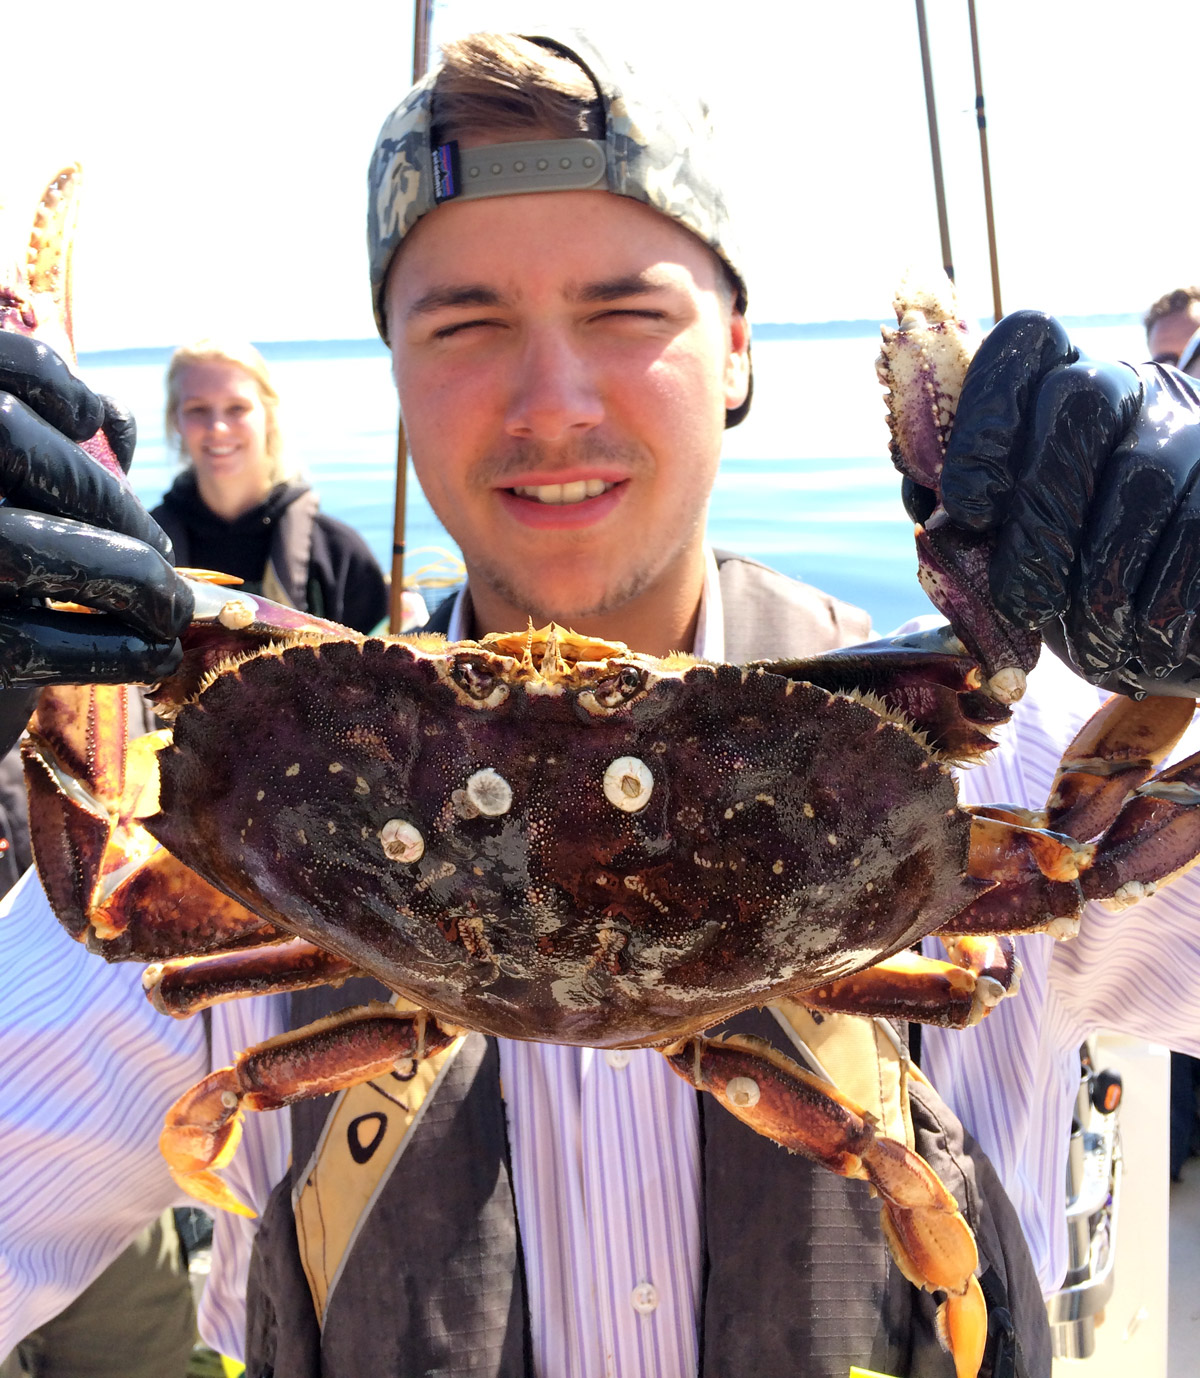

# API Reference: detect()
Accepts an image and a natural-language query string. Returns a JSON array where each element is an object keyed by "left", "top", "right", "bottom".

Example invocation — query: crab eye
[
  {"left": 453, "top": 658, "right": 497, "bottom": 700},
  {"left": 594, "top": 666, "right": 646, "bottom": 708}
]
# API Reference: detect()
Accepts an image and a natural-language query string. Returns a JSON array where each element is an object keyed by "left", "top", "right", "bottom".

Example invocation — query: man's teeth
[{"left": 512, "top": 479, "right": 613, "bottom": 504}]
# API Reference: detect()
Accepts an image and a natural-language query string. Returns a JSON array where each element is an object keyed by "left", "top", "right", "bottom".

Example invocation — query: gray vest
[{"left": 244, "top": 554, "right": 1049, "bottom": 1378}]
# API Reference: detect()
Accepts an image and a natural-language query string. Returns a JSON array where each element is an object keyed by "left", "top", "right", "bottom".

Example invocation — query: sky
[{"left": 3, "top": 0, "right": 1198, "bottom": 351}]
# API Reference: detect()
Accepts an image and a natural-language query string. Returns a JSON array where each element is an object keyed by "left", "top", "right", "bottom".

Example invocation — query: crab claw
[
  {"left": 160, "top": 1067, "right": 254, "bottom": 1217},
  {"left": 879, "top": 271, "right": 1041, "bottom": 702}
]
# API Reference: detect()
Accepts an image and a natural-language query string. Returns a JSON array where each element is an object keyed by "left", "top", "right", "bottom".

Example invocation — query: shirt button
[
  {"left": 605, "top": 1049, "right": 632, "bottom": 1070},
  {"left": 630, "top": 1282, "right": 658, "bottom": 1315}
]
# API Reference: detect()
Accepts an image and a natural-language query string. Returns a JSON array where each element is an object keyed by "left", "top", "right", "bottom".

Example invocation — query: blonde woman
[{"left": 152, "top": 339, "right": 387, "bottom": 633}]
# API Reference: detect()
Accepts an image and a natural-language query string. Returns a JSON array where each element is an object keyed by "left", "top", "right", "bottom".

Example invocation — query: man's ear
[{"left": 724, "top": 310, "right": 751, "bottom": 411}]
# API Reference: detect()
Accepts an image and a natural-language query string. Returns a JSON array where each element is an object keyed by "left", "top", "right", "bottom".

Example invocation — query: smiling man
[
  {"left": 378, "top": 39, "right": 750, "bottom": 657},
  {"left": 388, "top": 192, "right": 746, "bottom": 651}
]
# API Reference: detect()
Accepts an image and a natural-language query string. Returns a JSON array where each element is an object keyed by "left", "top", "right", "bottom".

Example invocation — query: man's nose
[{"left": 504, "top": 332, "right": 603, "bottom": 442}]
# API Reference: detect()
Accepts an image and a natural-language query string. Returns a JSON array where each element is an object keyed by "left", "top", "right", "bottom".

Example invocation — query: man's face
[
  {"left": 387, "top": 189, "right": 749, "bottom": 632},
  {"left": 1147, "top": 305, "right": 1200, "bottom": 366}
]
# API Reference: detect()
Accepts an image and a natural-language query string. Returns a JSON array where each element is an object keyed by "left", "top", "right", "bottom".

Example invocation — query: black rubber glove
[
  {"left": 0, "top": 333, "right": 194, "bottom": 745},
  {"left": 934, "top": 309, "right": 1200, "bottom": 697}
]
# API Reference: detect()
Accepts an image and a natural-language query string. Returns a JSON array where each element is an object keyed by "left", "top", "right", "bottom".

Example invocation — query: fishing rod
[
  {"left": 967, "top": 0, "right": 1003, "bottom": 321},
  {"left": 389, "top": 0, "right": 436, "bottom": 634},
  {"left": 914, "top": 0, "right": 954, "bottom": 284}
]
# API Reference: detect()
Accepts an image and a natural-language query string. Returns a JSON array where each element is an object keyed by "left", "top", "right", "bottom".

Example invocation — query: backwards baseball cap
[{"left": 366, "top": 30, "right": 752, "bottom": 426}]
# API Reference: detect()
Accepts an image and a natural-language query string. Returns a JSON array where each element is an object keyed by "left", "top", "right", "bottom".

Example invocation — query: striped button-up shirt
[{"left": 5, "top": 581, "right": 1200, "bottom": 1365}]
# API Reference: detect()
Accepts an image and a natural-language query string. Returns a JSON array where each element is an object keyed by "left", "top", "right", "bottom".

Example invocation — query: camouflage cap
[{"left": 367, "top": 30, "right": 751, "bottom": 424}]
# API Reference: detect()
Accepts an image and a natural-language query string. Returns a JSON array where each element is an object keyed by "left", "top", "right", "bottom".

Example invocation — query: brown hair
[
  {"left": 431, "top": 33, "right": 604, "bottom": 145},
  {"left": 164, "top": 339, "right": 287, "bottom": 484},
  {"left": 1144, "top": 286, "right": 1200, "bottom": 335},
  {"left": 429, "top": 33, "right": 736, "bottom": 314}
]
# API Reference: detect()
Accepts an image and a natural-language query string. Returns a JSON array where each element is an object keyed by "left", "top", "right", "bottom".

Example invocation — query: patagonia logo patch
[{"left": 432, "top": 141, "right": 460, "bottom": 201}]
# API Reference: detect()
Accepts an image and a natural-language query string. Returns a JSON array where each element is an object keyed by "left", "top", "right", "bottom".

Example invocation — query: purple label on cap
[{"left": 432, "top": 142, "right": 460, "bottom": 202}]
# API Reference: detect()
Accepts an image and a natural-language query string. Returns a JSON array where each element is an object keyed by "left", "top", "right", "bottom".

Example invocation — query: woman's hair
[{"left": 164, "top": 338, "right": 287, "bottom": 483}]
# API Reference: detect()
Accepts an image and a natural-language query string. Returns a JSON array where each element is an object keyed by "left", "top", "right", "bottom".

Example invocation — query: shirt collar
[{"left": 446, "top": 545, "right": 724, "bottom": 660}]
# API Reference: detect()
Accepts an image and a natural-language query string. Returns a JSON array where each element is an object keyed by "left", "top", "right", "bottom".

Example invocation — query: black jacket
[{"left": 152, "top": 472, "right": 387, "bottom": 635}]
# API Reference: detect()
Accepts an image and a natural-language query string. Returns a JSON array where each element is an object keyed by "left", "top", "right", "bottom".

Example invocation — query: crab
[{"left": 8, "top": 176, "right": 1200, "bottom": 1378}]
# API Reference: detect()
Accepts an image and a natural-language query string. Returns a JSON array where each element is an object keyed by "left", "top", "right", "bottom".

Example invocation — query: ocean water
[{"left": 78, "top": 318, "right": 1150, "bottom": 637}]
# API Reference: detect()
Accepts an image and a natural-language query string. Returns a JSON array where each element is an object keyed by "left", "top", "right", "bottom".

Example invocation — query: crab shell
[{"left": 144, "top": 625, "right": 985, "bottom": 1048}]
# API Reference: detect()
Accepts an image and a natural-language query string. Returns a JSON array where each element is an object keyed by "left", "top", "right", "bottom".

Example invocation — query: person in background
[
  {"left": 153, "top": 339, "right": 388, "bottom": 633},
  {"left": 1179, "top": 328, "right": 1200, "bottom": 380},
  {"left": 1145, "top": 284, "right": 1200, "bottom": 366}
]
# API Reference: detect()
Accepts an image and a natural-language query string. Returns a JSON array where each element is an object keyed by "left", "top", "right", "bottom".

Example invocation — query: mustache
[{"left": 474, "top": 437, "right": 649, "bottom": 487}]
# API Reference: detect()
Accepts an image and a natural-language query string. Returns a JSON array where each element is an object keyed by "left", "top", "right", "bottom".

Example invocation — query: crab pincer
[{"left": 878, "top": 272, "right": 1040, "bottom": 704}]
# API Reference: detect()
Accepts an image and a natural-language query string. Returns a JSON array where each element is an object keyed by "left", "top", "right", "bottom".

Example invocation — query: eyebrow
[
  {"left": 568, "top": 272, "right": 674, "bottom": 304},
  {"left": 405, "top": 271, "right": 675, "bottom": 320},
  {"left": 406, "top": 284, "right": 507, "bottom": 318}
]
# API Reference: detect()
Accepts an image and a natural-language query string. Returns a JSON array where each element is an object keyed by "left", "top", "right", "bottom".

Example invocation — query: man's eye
[
  {"left": 593, "top": 309, "right": 667, "bottom": 326},
  {"left": 434, "top": 319, "right": 500, "bottom": 339}
]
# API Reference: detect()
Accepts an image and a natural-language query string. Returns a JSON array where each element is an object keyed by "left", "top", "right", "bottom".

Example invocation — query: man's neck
[{"left": 464, "top": 550, "right": 707, "bottom": 659}]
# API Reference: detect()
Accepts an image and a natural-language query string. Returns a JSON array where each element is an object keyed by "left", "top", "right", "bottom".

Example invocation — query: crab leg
[
  {"left": 940, "top": 934, "right": 1021, "bottom": 990},
  {"left": 661, "top": 1031, "right": 986, "bottom": 1378},
  {"left": 144, "top": 938, "right": 360, "bottom": 1017},
  {"left": 1078, "top": 750, "right": 1200, "bottom": 905},
  {"left": 161, "top": 1003, "right": 459, "bottom": 1216},
  {"left": 799, "top": 943, "right": 1019, "bottom": 1028},
  {"left": 1045, "top": 694, "right": 1196, "bottom": 841},
  {"left": 932, "top": 813, "right": 1088, "bottom": 938},
  {"left": 766, "top": 628, "right": 1011, "bottom": 760}
]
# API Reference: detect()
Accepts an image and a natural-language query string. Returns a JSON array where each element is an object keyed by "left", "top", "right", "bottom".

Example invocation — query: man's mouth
[{"left": 510, "top": 479, "right": 617, "bottom": 505}]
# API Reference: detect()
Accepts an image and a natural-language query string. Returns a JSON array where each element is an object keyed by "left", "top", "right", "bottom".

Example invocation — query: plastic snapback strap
[{"left": 433, "top": 138, "right": 607, "bottom": 203}]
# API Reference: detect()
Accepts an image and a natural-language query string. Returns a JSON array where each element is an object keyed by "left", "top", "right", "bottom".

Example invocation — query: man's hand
[
  {"left": 935, "top": 310, "right": 1200, "bottom": 696},
  {"left": 0, "top": 334, "right": 195, "bottom": 751}
]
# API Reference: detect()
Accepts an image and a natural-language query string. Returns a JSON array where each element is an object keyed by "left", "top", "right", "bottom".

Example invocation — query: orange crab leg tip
[
  {"left": 175, "top": 567, "right": 244, "bottom": 586},
  {"left": 938, "top": 1275, "right": 987, "bottom": 1378},
  {"left": 168, "top": 1166, "right": 257, "bottom": 1219}
]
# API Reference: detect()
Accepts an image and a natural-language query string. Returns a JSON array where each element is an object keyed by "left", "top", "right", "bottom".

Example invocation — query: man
[
  {"left": 1145, "top": 284, "right": 1200, "bottom": 365},
  {"left": 6, "top": 28, "right": 1200, "bottom": 1378}
]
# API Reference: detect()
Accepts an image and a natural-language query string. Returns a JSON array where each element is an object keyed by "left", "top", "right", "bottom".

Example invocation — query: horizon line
[{"left": 77, "top": 310, "right": 1145, "bottom": 365}]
